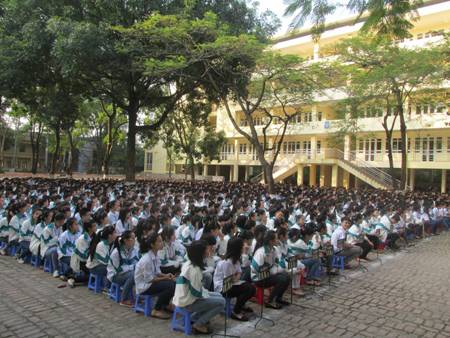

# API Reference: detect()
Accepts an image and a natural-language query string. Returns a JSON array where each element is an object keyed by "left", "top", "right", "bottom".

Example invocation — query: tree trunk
[
  {"left": 396, "top": 93, "right": 408, "bottom": 190},
  {"left": 189, "top": 155, "right": 195, "bottom": 181},
  {"left": 385, "top": 133, "right": 397, "bottom": 190},
  {"left": 264, "top": 164, "right": 275, "bottom": 194},
  {"left": 51, "top": 127, "right": 61, "bottom": 175},
  {"left": 67, "top": 130, "right": 75, "bottom": 176},
  {"left": 102, "top": 103, "right": 116, "bottom": 176},
  {"left": 126, "top": 106, "right": 138, "bottom": 181}
]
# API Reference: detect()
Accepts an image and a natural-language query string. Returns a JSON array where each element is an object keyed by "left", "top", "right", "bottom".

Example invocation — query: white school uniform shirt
[
  {"left": 30, "top": 222, "right": 46, "bottom": 256},
  {"left": 107, "top": 245, "right": 139, "bottom": 282},
  {"left": 331, "top": 226, "right": 347, "bottom": 253},
  {"left": 86, "top": 240, "right": 112, "bottom": 269},
  {"left": 40, "top": 224, "right": 62, "bottom": 257},
  {"left": 57, "top": 230, "right": 81, "bottom": 259},
  {"left": 176, "top": 223, "right": 196, "bottom": 245},
  {"left": 9, "top": 213, "right": 27, "bottom": 242},
  {"left": 158, "top": 241, "right": 185, "bottom": 268},
  {"left": 213, "top": 258, "right": 242, "bottom": 293},
  {"left": 115, "top": 219, "right": 129, "bottom": 236},
  {"left": 194, "top": 228, "right": 204, "bottom": 241},
  {"left": 0, "top": 216, "right": 9, "bottom": 239},
  {"left": 173, "top": 261, "right": 210, "bottom": 307},
  {"left": 19, "top": 218, "right": 36, "bottom": 242},
  {"left": 346, "top": 224, "right": 364, "bottom": 245},
  {"left": 108, "top": 210, "right": 119, "bottom": 225},
  {"left": 216, "top": 234, "right": 231, "bottom": 257},
  {"left": 376, "top": 215, "right": 392, "bottom": 242},
  {"left": 134, "top": 250, "right": 161, "bottom": 295},
  {"left": 250, "top": 245, "right": 278, "bottom": 282},
  {"left": 171, "top": 216, "right": 182, "bottom": 229},
  {"left": 71, "top": 231, "right": 92, "bottom": 273}
]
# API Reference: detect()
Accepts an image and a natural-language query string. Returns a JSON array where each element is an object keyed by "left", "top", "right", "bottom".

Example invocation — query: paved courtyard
[{"left": 1, "top": 234, "right": 450, "bottom": 338}]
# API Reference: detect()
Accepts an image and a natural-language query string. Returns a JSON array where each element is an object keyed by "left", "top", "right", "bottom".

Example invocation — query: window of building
[
  {"left": 436, "top": 137, "right": 442, "bottom": 153},
  {"left": 146, "top": 152, "right": 153, "bottom": 171},
  {"left": 317, "top": 140, "right": 321, "bottom": 154},
  {"left": 317, "top": 112, "right": 323, "bottom": 121},
  {"left": 392, "top": 138, "right": 402, "bottom": 153},
  {"left": 239, "top": 143, "right": 247, "bottom": 155}
]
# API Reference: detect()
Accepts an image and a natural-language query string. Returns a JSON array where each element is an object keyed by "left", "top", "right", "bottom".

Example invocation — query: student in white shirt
[
  {"left": 159, "top": 225, "right": 184, "bottom": 275},
  {"left": 115, "top": 207, "right": 131, "bottom": 236},
  {"left": 107, "top": 230, "right": 139, "bottom": 307},
  {"left": 251, "top": 230, "right": 290, "bottom": 309},
  {"left": 331, "top": 217, "right": 362, "bottom": 265},
  {"left": 134, "top": 232, "right": 176, "bottom": 320},
  {"left": 86, "top": 225, "right": 116, "bottom": 280},
  {"left": 57, "top": 217, "right": 81, "bottom": 278},
  {"left": 41, "top": 212, "right": 65, "bottom": 277},
  {"left": 107, "top": 200, "right": 120, "bottom": 225},
  {"left": 347, "top": 214, "right": 374, "bottom": 260},
  {"left": 213, "top": 237, "right": 255, "bottom": 321},
  {"left": 173, "top": 240, "right": 225, "bottom": 335},
  {"left": 18, "top": 208, "right": 42, "bottom": 263}
]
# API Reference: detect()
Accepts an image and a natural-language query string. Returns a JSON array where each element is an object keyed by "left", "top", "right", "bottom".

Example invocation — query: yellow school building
[{"left": 145, "top": 0, "right": 450, "bottom": 192}]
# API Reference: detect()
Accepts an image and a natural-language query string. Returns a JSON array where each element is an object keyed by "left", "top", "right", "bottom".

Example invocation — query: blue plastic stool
[
  {"left": 31, "top": 255, "right": 41, "bottom": 267},
  {"left": 88, "top": 274, "right": 104, "bottom": 293},
  {"left": 43, "top": 258, "right": 54, "bottom": 273},
  {"left": 134, "top": 294, "right": 154, "bottom": 317},
  {"left": 109, "top": 283, "right": 122, "bottom": 303},
  {"left": 59, "top": 261, "right": 70, "bottom": 275},
  {"left": 225, "top": 298, "right": 233, "bottom": 318},
  {"left": 0, "top": 241, "right": 6, "bottom": 250},
  {"left": 332, "top": 255, "right": 345, "bottom": 272},
  {"left": 8, "top": 245, "right": 17, "bottom": 257},
  {"left": 171, "top": 307, "right": 192, "bottom": 335}
]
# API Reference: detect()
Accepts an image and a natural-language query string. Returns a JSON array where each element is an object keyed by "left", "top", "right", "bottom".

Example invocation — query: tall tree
[
  {"left": 202, "top": 48, "right": 323, "bottom": 193},
  {"left": 332, "top": 34, "right": 448, "bottom": 189}
]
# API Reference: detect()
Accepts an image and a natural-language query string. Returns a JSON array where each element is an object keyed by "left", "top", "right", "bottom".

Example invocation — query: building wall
[{"left": 144, "top": 141, "right": 168, "bottom": 174}]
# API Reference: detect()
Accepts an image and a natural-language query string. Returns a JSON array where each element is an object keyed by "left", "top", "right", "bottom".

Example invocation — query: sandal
[
  {"left": 151, "top": 309, "right": 171, "bottom": 320},
  {"left": 231, "top": 312, "right": 249, "bottom": 322},
  {"left": 192, "top": 324, "right": 212, "bottom": 335},
  {"left": 264, "top": 301, "right": 282, "bottom": 310}
]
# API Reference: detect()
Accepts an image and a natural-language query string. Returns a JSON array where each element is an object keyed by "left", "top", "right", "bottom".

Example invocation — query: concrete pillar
[
  {"left": 234, "top": 139, "right": 239, "bottom": 162},
  {"left": 441, "top": 169, "right": 447, "bottom": 193},
  {"left": 215, "top": 165, "right": 220, "bottom": 177},
  {"left": 244, "top": 166, "right": 249, "bottom": 181},
  {"left": 343, "top": 170, "right": 350, "bottom": 189},
  {"left": 313, "top": 43, "right": 320, "bottom": 60},
  {"left": 320, "top": 165, "right": 326, "bottom": 187},
  {"left": 232, "top": 164, "right": 239, "bottom": 182},
  {"left": 311, "top": 104, "right": 318, "bottom": 122},
  {"left": 409, "top": 168, "right": 415, "bottom": 191},
  {"left": 311, "top": 136, "right": 317, "bottom": 159},
  {"left": 203, "top": 164, "right": 208, "bottom": 177},
  {"left": 331, "top": 164, "right": 338, "bottom": 187},
  {"left": 297, "top": 165, "right": 304, "bottom": 186},
  {"left": 309, "top": 165, "right": 317, "bottom": 186},
  {"left": 344, "top": 135, "right": 351, "bottom": 160}
]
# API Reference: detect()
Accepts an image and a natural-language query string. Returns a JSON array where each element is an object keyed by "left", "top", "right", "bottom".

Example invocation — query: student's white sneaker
[
  {"left": 68, "top": 278, "right": 75, "bottom": 288},
  {"left": 0, "top": 249, "right": 6, "bottom": 256},
  {"left": 52, "top": 270, "right": 59, "bottom": 278},
  {"left": 17, "top": 258, "right": 25, "bottom": 264}
]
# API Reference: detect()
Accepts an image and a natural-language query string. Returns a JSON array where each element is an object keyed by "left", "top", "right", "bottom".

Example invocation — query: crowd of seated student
[{"left": 0, "top": 177, "right": 449, "bottom": 334}]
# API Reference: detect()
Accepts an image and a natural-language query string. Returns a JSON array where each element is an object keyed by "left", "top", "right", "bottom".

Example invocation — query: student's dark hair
[
  {"left": 161, "top": 225, "right": 174, "bottom": 242},
  {"left": 135, "top": 218, "right": 150, "bottom": 242},
  {"left": 238, "top": 229, "right": 254, "bottom": 241},
  {"left": 79, "top": 207, "right": 90, "bottom": 218},
  {"left": 235, "top": 215, "right": 247, "bottom": 229},
  {"left": 94, "top": 210, "right": 107, "bottom": 224},
  {"left": 276, "top": 227, "right": 287, "bottom": 239},
  {"left": 201, "top": 234, "right": 217, "bottom": 246},
  {"left": 118, "top": 207, "right": 129, "bottom": 224},
  {"left": 64, "top": 217, "right": 77, "bottom": 232},
  {"left": 113, "top": 230, "right": 134, "bottom": 267},
  {"left": 139, "top": 231, "right": 160, "bottom": 254},
  {"left": 288, "top": 228, "right": 301, "bottom": 241},
  {"left": 83, "top": 219, "right": 96, "bottom": 234},
  {"left": 222, "top": 222, "right": 235, "bottom": 236},
  {"left": 187, "top": 240, "right": 207, "bottom": 270},
  {"left": 88, "top": 225, "right": 115, "bottom": 261},
  {"left": 203, "top": 222, "right": 219, "bottom": 235},
  {"left": 225, "top": 237, "right": 243, "bottom": 264},
  {"left": 54, "top": 212, "right": 65, "bottom": 223},
  {"left": 257, "top": 230, "right": 276, "bottom": 252}
]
